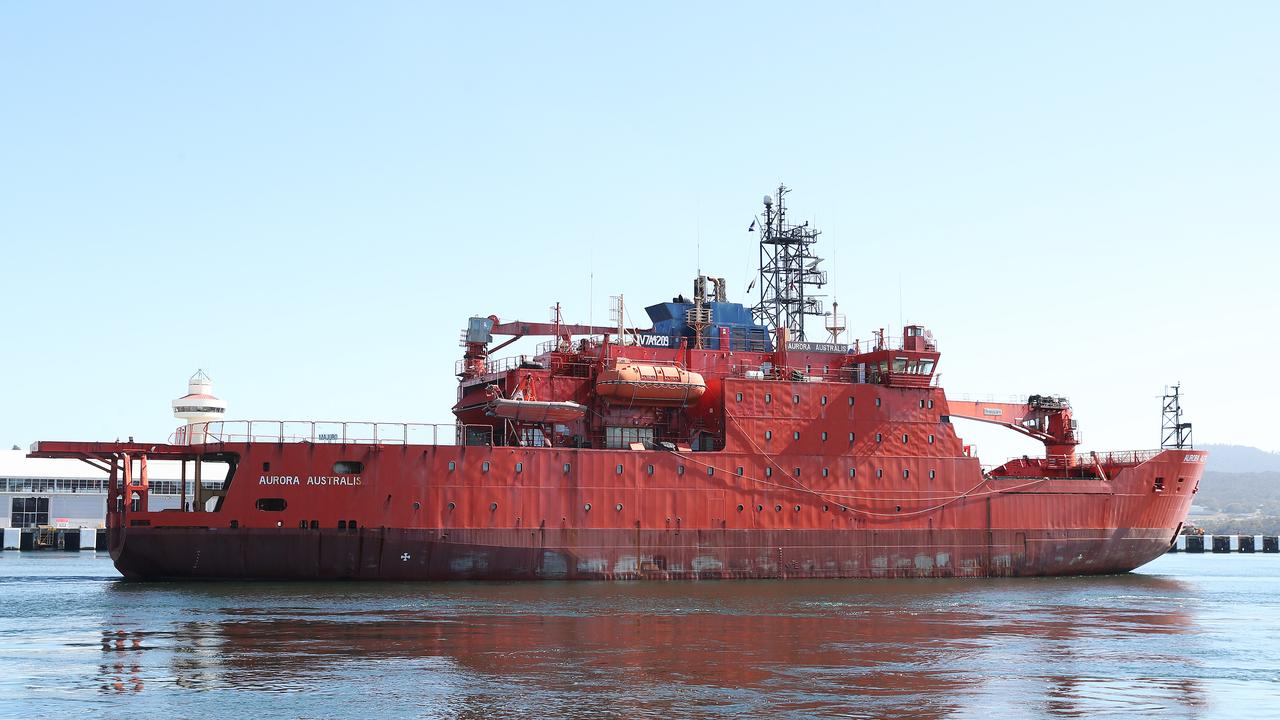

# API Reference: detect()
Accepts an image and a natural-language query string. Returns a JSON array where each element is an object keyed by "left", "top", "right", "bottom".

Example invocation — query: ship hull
[{"left": 111, "top": 525, "right": 1178, "bottom": 581}]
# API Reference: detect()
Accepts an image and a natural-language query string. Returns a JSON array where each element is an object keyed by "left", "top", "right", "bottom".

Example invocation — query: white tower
[{"left": 172, "top": 370, "right": 227, "bottom": 444}]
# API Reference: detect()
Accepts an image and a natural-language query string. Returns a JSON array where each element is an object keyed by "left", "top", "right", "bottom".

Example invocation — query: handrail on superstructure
[{"left": 171, "top": 420, "right": 494, "bottom": 447}]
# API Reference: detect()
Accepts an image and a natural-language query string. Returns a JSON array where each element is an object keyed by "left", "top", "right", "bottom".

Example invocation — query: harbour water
[{"left": 2, "top": 553, "right": 1278, "bottom": 719}]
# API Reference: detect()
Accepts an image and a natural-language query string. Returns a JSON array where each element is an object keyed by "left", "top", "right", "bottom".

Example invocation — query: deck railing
[{"left": 171, "top": 421, "right": 494, "bottom": 447}]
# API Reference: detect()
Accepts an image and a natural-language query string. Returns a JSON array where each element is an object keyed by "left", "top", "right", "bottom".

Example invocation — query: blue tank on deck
[{"left": 644, "top": 299, "right": 773, "bottom": 351}]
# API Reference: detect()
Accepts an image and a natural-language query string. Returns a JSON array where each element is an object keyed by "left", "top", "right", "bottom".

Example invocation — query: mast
[{"left": 751, "top": 184, "right": 827, "bottom": 340}]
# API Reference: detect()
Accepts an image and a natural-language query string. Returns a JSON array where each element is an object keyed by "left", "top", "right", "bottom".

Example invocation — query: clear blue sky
[{"left": 3, "top": 2, "right": 1276, "bottom": 460}]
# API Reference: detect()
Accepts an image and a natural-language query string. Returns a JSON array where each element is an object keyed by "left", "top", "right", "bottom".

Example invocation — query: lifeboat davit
[{"left": 596, "top": 360, "right": 706, "bottom": 406}]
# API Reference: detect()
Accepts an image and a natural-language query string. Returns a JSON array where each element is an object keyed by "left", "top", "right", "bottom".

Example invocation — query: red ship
[{"left": 30, "top": 186, "right": 1205, "bottom": 580}]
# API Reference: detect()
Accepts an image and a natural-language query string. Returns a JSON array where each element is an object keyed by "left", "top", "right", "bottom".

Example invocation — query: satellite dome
[{"left": 763, "top": 195, "right": 773, "bottom": 206}]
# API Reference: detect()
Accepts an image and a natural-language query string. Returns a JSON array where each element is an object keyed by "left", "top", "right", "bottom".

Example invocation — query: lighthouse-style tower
[{"left": 172, "top": 370, "right": 226, "bottom": 444}]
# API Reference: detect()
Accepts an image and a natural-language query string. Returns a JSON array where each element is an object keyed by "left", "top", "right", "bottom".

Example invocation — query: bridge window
[
  {"left": 822, "top": 467, "right": 829, "bottom": 477},
  {"left": 564, "top": 463, "right": 572, "bottom": 474},
  {"left": 736, "top": 466, "right": 744, "bottom": 476},
  {"left": 448, "top": 461, "right": 456, "bottom": 472},
  {"left": 482, "top": 462, "right": 490, "bottom": 473},
  {"left": 616, "top": 464, "right": 624, "bottom": 475},
  {"left": 929, "top": 470, "right": 936, "bottom": 479},
  {"left": 929, "top": 435, "right": 935, "bottom": 444},
  {"left": 606, "top": 427, "right": 654, "bottom": 449},
  {"left": 849, "top": 432, "right": 855, "bottom": 442},
  {"left": 928, "top": 399, "right": 935, "bottom": 409},
  {"left": 903, "top": 469, "right": 910, "bottom": 479},
  {"left": 765, "top": 430, "right": 773, "bottom": 440},
  {"left": 793, "top": 468, "right": 801, "bottom": 477},
  {"left": 793, "top": 394, "right": 800, "bottom": 404},
  {"left": 902, "top": 434, "right": 909, "bottom": 444},
  {"left": 793, "top": 431, "right": 800, "bottom": 441},
  {"left": 647, "top": 464, "right": 655, "bottom": 476},
  {"left": 875, "top": 397, "right": 882, "bottom": 407},
  {"left": 821, "top": 395, "right": 828, "bottom": 406},
  {"left": 514, "top": 462, "right": 523, "bottom": 473},
  {"left": 255, "top": 498, "right": 287, "bottom": 512},
  {"left": 764, "top": 393, "right": 772, "bottom": 404},
  {"left": 876, "top": 433, "right": 882, "bottom": 443},
  {"left": 765, "top": 467, "right": 772, "bottom": 478},
  {"left": 876, "top": 468, "right": 884, "bottom": 478},
  {"left": 707, "top": 467, "right": 715, "bottom": 477},
  {"left": 821, "top": 432, "right": 828, "bottom": 441},
  {"left": 849, "top": 468, "right": 857, "bottom": 478},
  {"left": 736, "top": 392, "right": 743, "bottom": 402},
  {"left": 849, "top": 396, "right": 855, "bottom": 406},
  {"left": 677, "top": 465, "right": 686, "bottom": 476}
]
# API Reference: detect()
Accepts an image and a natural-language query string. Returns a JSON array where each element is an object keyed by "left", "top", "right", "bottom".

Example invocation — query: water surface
[{"left": 2, "top": 553, "right": 1278, "bottom": 718}]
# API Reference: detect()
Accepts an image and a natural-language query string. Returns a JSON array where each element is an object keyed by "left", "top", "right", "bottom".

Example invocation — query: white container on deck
[
  {"left": 2, "top": 527, "right": 19, "bottom": 550},
  {"left": 79, "top": 527, "right": 96, "bottom": 551}
]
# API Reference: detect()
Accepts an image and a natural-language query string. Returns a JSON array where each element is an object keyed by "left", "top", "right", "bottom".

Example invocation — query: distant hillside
[
  {"left": 1192, "top": 470, "right": 1280, "bottom": 534},
  {"left": 1200, "top": 444, "right": 1280, "bottom": 473}
]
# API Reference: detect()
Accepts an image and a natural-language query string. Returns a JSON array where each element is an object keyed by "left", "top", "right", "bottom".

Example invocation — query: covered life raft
[{"left": 595, "top": 359, "right": 706, "bottom": 406}]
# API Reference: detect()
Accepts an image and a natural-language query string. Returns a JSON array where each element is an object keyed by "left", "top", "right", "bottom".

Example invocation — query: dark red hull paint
[{"left": 111, "top": 526, "right": 1178, "bottom": 581}]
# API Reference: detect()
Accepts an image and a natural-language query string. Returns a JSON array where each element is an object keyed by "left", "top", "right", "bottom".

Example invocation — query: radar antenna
[{"left": 750, "top": 184, "right": 826, "bottom": 340}]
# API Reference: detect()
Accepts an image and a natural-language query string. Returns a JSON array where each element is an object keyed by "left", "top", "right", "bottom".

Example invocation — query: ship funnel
[{"left": 172, "top": 369, "right": 227, "bottom": 444}]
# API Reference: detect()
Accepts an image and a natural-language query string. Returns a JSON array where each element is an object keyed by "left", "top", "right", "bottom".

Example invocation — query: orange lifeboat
[{"left": 596, "top": 360, "right": 706, "bottom": 406}]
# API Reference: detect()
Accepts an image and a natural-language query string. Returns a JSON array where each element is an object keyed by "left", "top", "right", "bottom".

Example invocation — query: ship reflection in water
[{"left": 81, "top": 571, "right": 1235, "bottom": 719}]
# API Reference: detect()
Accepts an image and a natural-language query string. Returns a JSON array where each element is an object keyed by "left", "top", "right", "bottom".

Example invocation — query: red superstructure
[{"left": 29, "top": 188, "right": 1205, "bottom": 580}]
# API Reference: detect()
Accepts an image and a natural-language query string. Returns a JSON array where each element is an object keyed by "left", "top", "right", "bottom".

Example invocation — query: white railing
[{"left": 171, "top": 421, "right": 494, "bottom": 447}]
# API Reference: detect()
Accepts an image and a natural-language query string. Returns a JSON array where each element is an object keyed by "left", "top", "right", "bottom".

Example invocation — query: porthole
[
  {"left": 490, "top": 502, "right": 498, "bottom": 511},
  {"left": 481, "top": 461, "right": 490, "bottom": 472},
  {"left": 333, "top": 461, "right": 363, "bottom": 474},
  {"left": 515, "top": 462, "right": 523, "bottom": 473},
  {"left": 765, "top": 393, "right": 772, "bottom": 404},
  {"left": 756, "top": 504, "right": 764, "bottom": 512},
  {"left": 447, "top": 502, "right": 456, "bottom": 511},
  {"left": 737, "top": 504, "right": 744, "bottom": 512},
  {"left": 895, "top": 505, "right": 902, "bottom": 512},
  {"left": 584, "top": 503, "right": 592, "bottom": 512},
  {"left": 822, "top": 467, "right": 829, "bottom": 477},
  {"left": 793, "top": 505, "right": 801, "bottom": 512},
  {"left": 448, "top": 461, "right": 456, "bottom": 471},
  {"left": 774, "top": 504, "right": 783, "bottom": 512},
  {"left": 736, "top": 392, "right": 743, "bottom": 402},
  {"left": 929, "top": 470, "right": 936, "bottom": 479},
  {"left": 413, "top": 502, "right": 421, "bottom": 510},
  {"left": 616, "top": 503, "right": 624, "bottom": 511},
  {"left": 822, "top": 504, "right": 829, "bottom": 512}
]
